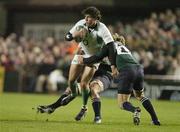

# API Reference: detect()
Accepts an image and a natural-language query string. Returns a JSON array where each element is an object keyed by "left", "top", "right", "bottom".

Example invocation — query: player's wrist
[{"left": 65, "top": 32, "right": 73, "bottom": 41}]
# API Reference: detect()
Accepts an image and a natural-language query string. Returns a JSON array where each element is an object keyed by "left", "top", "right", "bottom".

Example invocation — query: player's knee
[
  {"left": 90, "top": 82, "right": 100, "bottom": 98},
  {"left": 90, "top": 88, "right": 95, "bottom": 96},
  {"left": 134, "top": 91, "right": 145, "bottom": 101},
  {"left": 91, "top": 97, "right": 100, "bottom": 103},
  {"left": 80, "top": 81, "right": 88, "bottom": 89},
  {"left": 90, "top": 88, "right": 99, "bottom": 98}
]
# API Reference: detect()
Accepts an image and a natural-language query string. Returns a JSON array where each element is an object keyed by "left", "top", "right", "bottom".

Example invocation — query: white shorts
[{"left": 71, "top": 54, "right": 100, "bottom": 69}]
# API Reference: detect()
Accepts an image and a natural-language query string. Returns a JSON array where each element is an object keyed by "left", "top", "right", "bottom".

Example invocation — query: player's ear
[{"left": 113, "top": 33, "right": 126, "bottom": 45}]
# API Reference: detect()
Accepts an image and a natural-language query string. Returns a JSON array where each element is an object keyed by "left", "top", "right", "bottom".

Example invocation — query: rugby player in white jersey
[
  {"left": 37, "top": 6, "right": 116, "bottom": 122},
  {"left": 64, "top": 6, "right": 116, "bottom": 119}
]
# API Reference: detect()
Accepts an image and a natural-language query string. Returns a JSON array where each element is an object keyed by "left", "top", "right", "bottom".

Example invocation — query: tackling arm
[{"left": 83, "top": 41, "right": 116, "bottom": 66}]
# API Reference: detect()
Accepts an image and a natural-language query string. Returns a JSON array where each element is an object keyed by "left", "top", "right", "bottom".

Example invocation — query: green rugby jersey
[
  {"left": 114, "top": 41, "right": 140, "bottom": 70},
  {"left": 82, "top": 41, "right": 140, "bottom": 70}
]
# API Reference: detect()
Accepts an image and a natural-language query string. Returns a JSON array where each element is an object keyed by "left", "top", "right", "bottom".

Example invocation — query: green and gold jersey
[
  {"left": 114, "top": 41, "right": 140, "bottom": 70},
  {"left": 69, "top": 19, "right": 114, "bottom": 56}
]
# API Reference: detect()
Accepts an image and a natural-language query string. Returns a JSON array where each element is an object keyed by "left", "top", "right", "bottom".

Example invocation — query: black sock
[
  {"left": 92, "top": 98, "right": 101, "bottom": 117},
  {"left": 61, "top": 94, "right": 76, "bottom": 106},
  {"left": 141, "top": 97, "right": 158, "bottom": 121},
  {"left": 122, "top": 102, "right": 136, "bottom": 113},
  {"left": 49, "top": 93, "right": 68, "bottom": 109}
]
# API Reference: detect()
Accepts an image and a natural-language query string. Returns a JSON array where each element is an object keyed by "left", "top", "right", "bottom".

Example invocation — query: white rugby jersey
[{"left": 69, "top": 19, "right": 114, "bottom": 56}]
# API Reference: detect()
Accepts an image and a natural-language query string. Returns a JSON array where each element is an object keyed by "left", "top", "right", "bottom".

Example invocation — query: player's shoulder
[
  {"left": 98, "top": 21, "right": 106, "bottom": 26},
  {"left": 97, "top": 21, "right": 109, "bottom": 30}
]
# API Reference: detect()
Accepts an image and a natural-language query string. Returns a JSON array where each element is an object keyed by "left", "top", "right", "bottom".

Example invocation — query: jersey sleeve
[{"left": 100, "top": 23, "right": 114, "bottom": 44}]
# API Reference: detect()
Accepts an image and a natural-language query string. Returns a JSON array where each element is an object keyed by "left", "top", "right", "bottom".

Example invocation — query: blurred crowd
[
  {"left": 0, "top": 9, "right": 180, "bottom": 93},
  {"left": 0, "top": 34, "right": 77, "bottom": 93},
  {"left": 109, "top": 9, "right": 180, "bottom": 76}
]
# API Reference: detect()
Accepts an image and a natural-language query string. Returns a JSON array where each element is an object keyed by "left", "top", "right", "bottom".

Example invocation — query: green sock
[
  {"left": 82, "top": 89, "right": 90, "bottom": 107},
  {"left": 70, "top": 82, "right": 77, "bottom": 97}
]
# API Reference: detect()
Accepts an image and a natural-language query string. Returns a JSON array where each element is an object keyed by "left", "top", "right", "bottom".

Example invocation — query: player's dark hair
[{"left": 82, "top": 6, "right": 101, "bottom": 20}]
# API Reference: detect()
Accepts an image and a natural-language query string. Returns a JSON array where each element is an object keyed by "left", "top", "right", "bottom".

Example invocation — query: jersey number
[{"left": 116, "top": 45, "right": 131, "bottom": 55}]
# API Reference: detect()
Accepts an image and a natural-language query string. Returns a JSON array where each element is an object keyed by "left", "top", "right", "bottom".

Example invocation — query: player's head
[
  {"left": 113, "top": 33, "right": 126, "bottom": 45},
  {"left": 82, "top": 6, "right": 101, "bottom": 27},
  {"left": 82, "top": 6, "right": 101, "bottom": 20}
]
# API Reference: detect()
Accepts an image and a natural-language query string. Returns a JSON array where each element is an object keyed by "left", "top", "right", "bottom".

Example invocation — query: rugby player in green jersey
[{"left": 78, "top": 33, "right": 160, "bottom": 126}]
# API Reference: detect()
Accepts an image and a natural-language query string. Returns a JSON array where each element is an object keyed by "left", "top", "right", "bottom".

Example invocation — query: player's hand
[
  {"left": 111, "top": 65, "right": 119, "bottom": 78},
  {"left": 77, "top": 55, "right": 84, "bottom": 64},
  {"left": 72, "top": 28, "right": 87, "bottom": 40}
]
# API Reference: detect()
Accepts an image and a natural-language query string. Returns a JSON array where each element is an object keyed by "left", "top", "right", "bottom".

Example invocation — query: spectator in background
[
  {"left": 0, "top": 54, "right": 15, "bottom": 72},
  {"left": 168, "top": 53, "right": 180, "bottom": 76},
  {"left": 35, "top": 53, "right": 57, "bottom": 93}
]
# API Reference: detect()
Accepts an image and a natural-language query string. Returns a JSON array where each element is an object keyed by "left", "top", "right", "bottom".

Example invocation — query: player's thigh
[
  {"left": 133, "top": 67, "right": 144, "bottom": 99},
  {"left": 116, "top": 71, "right": 133, "bottom": 94},
  {"left": 68, "top": 64, "right": 84, "bottom": 82},
  {"left": 133, "top": 67, "right": 144, "bottom": 91},
  {"left": 89, "top": 79, "right": 102, "bottom": 94},
  {"left": 81, "top": 66, "right": 96, "bottom": 84}
]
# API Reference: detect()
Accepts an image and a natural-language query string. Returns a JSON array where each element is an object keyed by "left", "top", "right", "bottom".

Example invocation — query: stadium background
[{"left": 0, "top": 0, "right": 180, "bottom": 100}]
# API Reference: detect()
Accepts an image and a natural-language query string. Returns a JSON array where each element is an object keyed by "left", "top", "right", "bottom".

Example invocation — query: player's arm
[
  {"left": 65, "top": 32, "right": 74, "bottom": 41},
  {"left": 65, "top": 20, "right": 87, "bottom": 42},
  {"left": 65, "top": 29, "right": 87, "bottom": 42},
  {"left": 83, "top": 41, "right": 116, "bottom": 66}
]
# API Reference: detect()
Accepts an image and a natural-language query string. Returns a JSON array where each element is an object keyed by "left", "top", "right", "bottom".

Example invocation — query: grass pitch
[{"left": 0, "top": 93, "right": 180, "bottom": 132}]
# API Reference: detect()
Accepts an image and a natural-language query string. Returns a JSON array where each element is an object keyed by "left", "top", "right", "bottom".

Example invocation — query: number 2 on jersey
[{"left": 115, "top": 44, "right": 131, "bottom": 55}]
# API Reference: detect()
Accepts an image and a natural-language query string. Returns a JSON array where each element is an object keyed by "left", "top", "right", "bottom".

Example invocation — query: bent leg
[
  {"left": 134, "top": 90, "right": 160, "bottom": 125},
  {"left": 74, "top": 66, "right": 96, "bottom": 121},
  {"left": 48, "top": 87, "right": 73, "bottom": 109},
  {"left": 90, "top": 80, "right": 102, "bottom": 122},
  {"left": 118, "top": 94, "right": 137, "bottom": 113},
  {"left": 118, "top": 93, "right": 141, "bottom": 125}
]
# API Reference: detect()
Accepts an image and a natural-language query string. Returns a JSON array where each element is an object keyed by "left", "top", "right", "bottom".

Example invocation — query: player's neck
[{"left": 88, "top": 23, "right": 97, "bottom": 29}]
